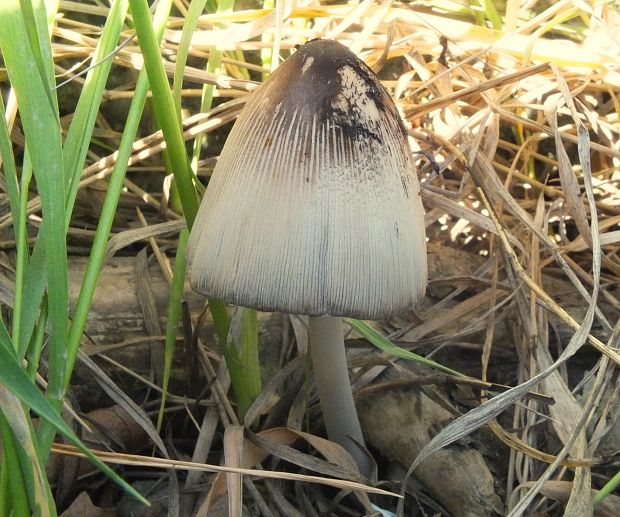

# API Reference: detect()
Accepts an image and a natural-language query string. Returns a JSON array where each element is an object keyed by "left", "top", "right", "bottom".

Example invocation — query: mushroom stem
[{"left": 308, "top": 315, "right": 373, "bottom": 479}]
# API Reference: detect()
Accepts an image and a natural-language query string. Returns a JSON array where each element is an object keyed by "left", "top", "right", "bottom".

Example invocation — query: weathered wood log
[
  {"left": 358, "top": 387, "right": 504, "bottom": 516},
  {"left": 68, "top": 253, "right": 284, "bottom": 405}
]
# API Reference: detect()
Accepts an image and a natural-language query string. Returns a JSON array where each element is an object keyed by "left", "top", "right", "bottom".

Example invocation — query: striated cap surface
[{"left": 187, "top": 39, "right": 427, "bottom": 319}]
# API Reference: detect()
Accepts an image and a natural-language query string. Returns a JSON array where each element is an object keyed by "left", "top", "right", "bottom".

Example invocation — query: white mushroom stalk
[{"left": 187, "top": 39, "right": 427, "bottom": 480}]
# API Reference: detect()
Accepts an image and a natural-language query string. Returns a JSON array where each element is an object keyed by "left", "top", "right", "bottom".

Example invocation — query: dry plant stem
[{"left": 308, "top": 316, "right": 373, "bottom": 480}]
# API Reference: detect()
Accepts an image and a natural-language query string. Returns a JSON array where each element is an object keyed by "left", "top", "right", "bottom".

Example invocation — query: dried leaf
[
  {"left": 223, "top": 425, "right": 244, "bottom": 517},
  {"left": 543, "top": 95, "right": 592, "bottom": 247},
  {"left": 104, "top": 220, "right": 186, "bottom": 263}
]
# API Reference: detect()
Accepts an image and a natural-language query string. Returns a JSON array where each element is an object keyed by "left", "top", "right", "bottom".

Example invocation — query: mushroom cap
[{"left": 187, "top": 39, "right": 427, "bottom": 319}]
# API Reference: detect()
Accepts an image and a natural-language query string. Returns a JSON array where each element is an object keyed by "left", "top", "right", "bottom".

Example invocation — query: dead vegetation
[{"left": 2, "top": 0, "right": 620, "bottom": 515}]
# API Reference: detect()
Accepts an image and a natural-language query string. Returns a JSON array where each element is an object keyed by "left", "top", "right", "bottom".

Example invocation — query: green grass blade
[
  {"left": 477, "top": 0, "right": 502, "bottom": 30},
  {"left": 27, "top": 298, "right": 48, "bottom": 379},
  {"left": 191, "top": 49, "right": 221, "bottom": 158},
  {"left": 62, "top": 0, "right": 129, "bottom": 223},
  {"left": 65, "top": 69, "right": 149, "bottom": 378},
  {"left": 0, "top": 2, "right": 69, "bottom": 415},
  {"left": 128, "top": 0, "right": 232, "bottom": 376},
  {"left": 0, "top": 320, "right": 16, "bottom": 361},
  {"left": 221, "top": 337, "right": 250, "bottom": 419},
  {"left": 468, "top": 0, "right": 485, "bottom": 26},
  {"left": 173, "top": 0, "right": 241, "bottom": 388},
  {"left": 172, "top": 0, "right": 209, "bottom": 120},
  {"left": 221, "top": 307, "right": 261, "bottom": 420},
  {"left": 181, "top": 0, "right": 235, "bottom": 167},
  {"left": 522, "top": 7, "right": 581, "bottom": 65},
  {"left": 239, "top": 307, "right": 261, "bottom": 416},
  {"left": 593, "top": 469, "right": 620, "bottom": 505},
  {"left": 14, "top": 151, "right": 34, "bottom": 355},
  {"left": 0, "top": 92, "right": 20, "bottom": 229},
  {"left": 208, "top": 298, "right": 231, "bottom": 346},
  {"left": 0, "top": 388, "right": 56, "bottom": 516},
  {"left": 0, "top": 332, "right": 149, "bottom": 506},
  {"left": 0, "top": 419, "right": 33, "bottom": 516},
  {"left": 128, "top": 0, "right": 199, "bottom": 226},
  {"left": 66, "top": 0, "right": 172, "bottom": 381},
  {"left": 16, "top": 0, "right": 57, "bottom": 114},
  {"left": 344, "top": 319, "right": 465, "bottom": 378},
  {"left": 157, "top": 228, "right": 189, "bottom": 432},
  {"left": 15, "top": 0, "right": 129, "bottom": 358},
  {"left": 15, "top": 246, "right": 46, "bottom": 358},
  {"left": 8, "top": 0, "right": 59, "bottom": 356},
  {"left": 0, "top": 455, "right": 8, "bottom": 514}
]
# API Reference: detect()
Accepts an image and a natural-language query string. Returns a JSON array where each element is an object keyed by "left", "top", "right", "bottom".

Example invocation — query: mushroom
[{"left": 187, "top": 39, "right": 427, "bottom": 479}]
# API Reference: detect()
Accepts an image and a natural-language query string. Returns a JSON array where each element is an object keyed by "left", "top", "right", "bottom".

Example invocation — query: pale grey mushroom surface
[{"left": 187, "top": 39, "right": 427, "bottom": 319}]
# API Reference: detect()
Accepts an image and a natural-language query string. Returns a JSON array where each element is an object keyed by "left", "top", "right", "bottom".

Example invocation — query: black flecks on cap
[{"left": 258, "top": 39, "right": 404, "bottom": 144}]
